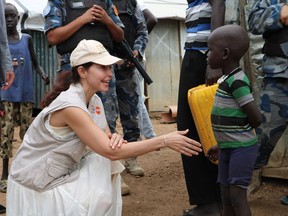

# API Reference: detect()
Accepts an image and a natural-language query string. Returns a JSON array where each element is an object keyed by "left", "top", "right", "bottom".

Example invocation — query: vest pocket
[{"left": 32, "top": 154, "right": 76, "bottom": 191}]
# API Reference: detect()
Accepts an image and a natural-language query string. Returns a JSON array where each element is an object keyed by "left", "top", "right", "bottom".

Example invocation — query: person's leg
[
  {"left": 229, "top": 186, "right": 251, "bottom": 216},
  {"left": 0, "top": 101, "right": 14, "bottom": 193},
  {"left": 178, "top": 51, "right": 221, "bottom": 215},
  {"left": 134, "top": 69, "right": 156, "bottom": 139},
  {"left": 220, "top": 185, "right": 234, "bottom": 216},
  {"left": 0, "top": 101, "right": 14, "bottom": 179},
  {"left": 228, "top": 145, "right": 258, "bottom": 216},
  {"left": 249, "top": 78, "right": 288, "bottom": 194},
  {"left": 19, "top": 102, "right": 33, "bottom": 140},
  {"left": 115, "top": 68, "right": 143, "bottom": 176}
]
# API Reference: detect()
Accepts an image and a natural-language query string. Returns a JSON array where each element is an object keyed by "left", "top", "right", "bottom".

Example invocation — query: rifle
[{"left": 115, "top": 40, "right": 153, "bottom": 85}]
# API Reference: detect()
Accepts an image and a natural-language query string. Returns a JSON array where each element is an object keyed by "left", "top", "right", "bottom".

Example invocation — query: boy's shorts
[{"left": 217, "top": 144, "right": 258, "bottom": 188}]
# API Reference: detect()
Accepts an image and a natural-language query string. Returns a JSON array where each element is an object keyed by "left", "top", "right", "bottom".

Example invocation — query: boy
[
  {"left": 0, "top": 3, "right": 50, "bottom": 193},
  {"left": 206, "top": 25, "right": 262, "bottom": 216},
  {"left": 178, "top": 1, "right": 225, "bottom": 215}
]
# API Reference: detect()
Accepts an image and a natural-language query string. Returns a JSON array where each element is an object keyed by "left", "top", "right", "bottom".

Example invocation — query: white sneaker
[
  {"left": 248, "top": 168, "right": 262, "bottom": 195},
  {"left": 125, "top": 158, "right": 144, "bottom": 177}
]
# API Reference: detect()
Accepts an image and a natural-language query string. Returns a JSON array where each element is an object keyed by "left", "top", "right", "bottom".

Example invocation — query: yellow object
[{"left": 187, "top": 84, "right": 218, "bottom": 164}]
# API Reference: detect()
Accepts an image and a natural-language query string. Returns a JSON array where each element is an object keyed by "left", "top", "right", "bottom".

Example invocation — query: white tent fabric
[
  {"left": 142, "top": 0, "right": 186, "bottom": 20},
  {"left": 5, "top": 0, "right": 187, "bottom": 31}
]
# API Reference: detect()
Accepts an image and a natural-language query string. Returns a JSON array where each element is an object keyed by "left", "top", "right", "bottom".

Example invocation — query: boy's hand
[
  {"left": 206, "top": 145, "right": 219, "bottom": 161},
  {"left": 42, "top": 74, "right": 50, "bottom": 85}
]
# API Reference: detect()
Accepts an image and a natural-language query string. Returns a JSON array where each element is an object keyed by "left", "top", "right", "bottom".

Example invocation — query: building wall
[{"left": 145, "top": 19, "right": 185, "bottom": 111}]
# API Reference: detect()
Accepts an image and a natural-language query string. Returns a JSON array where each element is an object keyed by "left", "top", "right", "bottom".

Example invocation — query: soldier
[
  {"left": 107, "top": 0, "right": 148, "bottom": 179},
  {"left": 248, "top": 0, "right": 288, "bottom": 202}
]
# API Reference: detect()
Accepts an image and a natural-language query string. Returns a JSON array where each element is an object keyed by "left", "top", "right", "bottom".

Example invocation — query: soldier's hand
[
  {"left": 133, "top": 50, "right": 139, "bottom": 59},
  {"left": 280, "top": 4, "right": 288, "bottom": 26},
  {"left": 92, "top": 5, "right": 110, "bottom": 25},
  {"left": 82, "top": 6, "right": 100, "bottom": 24}
]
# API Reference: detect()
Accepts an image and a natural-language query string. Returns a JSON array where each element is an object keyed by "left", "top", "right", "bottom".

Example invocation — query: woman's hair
[{"left": 40, "top": 62, "right": 94, "bottom": 108}]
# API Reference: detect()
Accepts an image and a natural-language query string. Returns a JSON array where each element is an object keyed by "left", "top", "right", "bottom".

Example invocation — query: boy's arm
[
  {"left": 28, "top": 37, "right": 50, "bottom": 85},
  {"left": 241, "top": 101, "right": 262, "bottom": 128}
]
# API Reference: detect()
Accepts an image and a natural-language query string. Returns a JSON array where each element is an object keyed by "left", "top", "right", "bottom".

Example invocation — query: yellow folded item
[{"left": 187, "top": 84, "right": 218, "bottom": 164}]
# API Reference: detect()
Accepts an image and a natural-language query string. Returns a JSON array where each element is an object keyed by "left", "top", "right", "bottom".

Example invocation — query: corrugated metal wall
[{"left": 28, "top": 30, "right": 58, "bottom": 109}]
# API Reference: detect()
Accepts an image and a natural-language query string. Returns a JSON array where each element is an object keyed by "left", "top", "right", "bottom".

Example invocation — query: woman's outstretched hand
[{"left": 164, "top": 129, "right": 202, "bottom": 156}]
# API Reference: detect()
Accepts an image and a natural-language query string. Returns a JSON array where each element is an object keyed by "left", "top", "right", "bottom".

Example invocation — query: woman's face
[{"left": 85, "top": 63, "right": 113, "bottom": 92}]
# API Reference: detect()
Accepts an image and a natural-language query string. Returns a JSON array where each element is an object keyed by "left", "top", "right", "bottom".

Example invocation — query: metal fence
[{"left": 27, "top": 30, "right": 58, "bottom": 111}]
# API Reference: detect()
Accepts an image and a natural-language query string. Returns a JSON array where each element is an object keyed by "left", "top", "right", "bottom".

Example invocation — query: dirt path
[{"left": 0, "top": 113, "right": 287, "bottom": 215}]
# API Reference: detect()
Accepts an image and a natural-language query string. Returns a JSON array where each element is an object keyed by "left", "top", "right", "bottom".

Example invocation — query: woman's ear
[
  {"left": 77, "top": 66, "right": 86, "bottom": 78},
  {"left": 223, "top": 48, "right": 230, "bottom": 60}
]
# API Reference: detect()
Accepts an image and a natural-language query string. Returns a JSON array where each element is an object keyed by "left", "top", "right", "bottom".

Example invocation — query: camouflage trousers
[
  {"left": 0, "top": 101, "right": 33, "bottom": 158},
  {"left": 254, "top": 78, "right": 288, "bottom": 168},
  {"left": 100, "top": 67, "right": 140, "bottom": 142}
]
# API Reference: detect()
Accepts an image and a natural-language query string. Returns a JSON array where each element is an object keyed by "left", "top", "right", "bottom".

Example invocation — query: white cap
[{"left": 70, "top": 40, "right": 123, "bottom": 67}]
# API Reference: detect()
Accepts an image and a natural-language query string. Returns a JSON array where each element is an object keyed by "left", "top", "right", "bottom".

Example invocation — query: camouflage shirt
[{"left": 248, "top": 0, "right": 288, "bottom": 78}]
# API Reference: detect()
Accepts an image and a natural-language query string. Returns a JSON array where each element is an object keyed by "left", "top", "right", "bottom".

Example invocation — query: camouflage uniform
[
  {"left": 248, "top": 0, "right": 288, "bottom": 168},
  {"left": 0, "top": 102, "right": 33, "bottom": 158}
]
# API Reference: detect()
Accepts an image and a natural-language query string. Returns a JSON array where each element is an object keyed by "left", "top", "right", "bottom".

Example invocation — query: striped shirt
[
  {"left": 184, "top": 0, "right": 212, "bottom": 51},
  {"left": 211, "top": 68, "right": 258, "bottom": 149}
]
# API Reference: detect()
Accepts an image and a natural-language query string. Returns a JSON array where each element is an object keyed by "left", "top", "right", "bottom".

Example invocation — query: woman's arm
[{"left": 53, "top": 107, "right": 202, "bottom": 160}]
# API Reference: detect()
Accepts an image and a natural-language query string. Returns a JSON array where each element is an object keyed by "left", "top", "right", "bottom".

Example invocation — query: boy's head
[
  {"left": 4, "top": 3, "right": 19, "bottom": 30},
  {"left": 207, "top": 25, "right": 249, "bottom": 70}
]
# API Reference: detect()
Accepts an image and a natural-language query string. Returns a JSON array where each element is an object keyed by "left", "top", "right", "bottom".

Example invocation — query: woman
[{"left": 6, "top": 39, "right": 202, "bottom": 216}]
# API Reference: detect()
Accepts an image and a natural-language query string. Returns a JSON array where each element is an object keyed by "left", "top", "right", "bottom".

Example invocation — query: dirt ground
[{"left": 0, "top": 112, "right": 287, "bottom": 216}]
